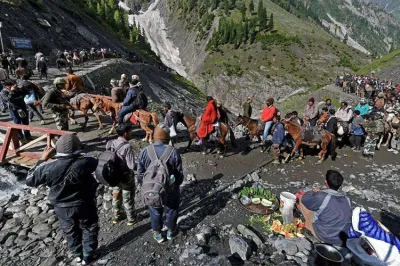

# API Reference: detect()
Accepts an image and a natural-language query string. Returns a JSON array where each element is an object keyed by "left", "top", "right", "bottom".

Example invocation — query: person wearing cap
[
  {"left": 137, "top": 124, "right": 183, "bottom": 243},
  {"left": 243, "top": 97, "right": 253, "bottom": 118},
  {"left": 118, "top": 77, "right": 142, "bottom": 125},
  {"left": 261, "top": 97, "right": 277, "bottom": 143},
  {"left": 110, "top": 79, "right": 124, "bottom": 103},
  {"left": 271, "top": 114, "right": 290, "bottom": 164},
  {"left": 349, "top": 110, "right": 364, "bottom": 152},
  {"left": 42, "top": 77, "right": 71, "bottom": 130},
  {"left": 106, "top": 123, "right": 137, "bottom": 226},
  {"left": 119, "top": 74, "right": 129, "bottom": 93},
  {"left": 354, "top": 98, "right": 370, "bottom": 118},
  {"left": 303, "top": 97, "right": 319, "bottom": 127},
  {"left": 26, "top": 135, "right": 99, "bottom": 265}
]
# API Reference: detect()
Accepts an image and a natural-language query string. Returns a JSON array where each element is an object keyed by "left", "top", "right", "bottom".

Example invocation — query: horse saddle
[
  {"left": 70, "top": 93, "right": 85, "bottom": 107},
  {"left": 302, "top": 127, "right": 321, "bottom": 142}
]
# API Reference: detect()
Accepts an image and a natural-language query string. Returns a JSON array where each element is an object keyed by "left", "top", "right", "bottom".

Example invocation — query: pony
[
  {"left": 234, "top": 115, "right": 262, "bottom": 142},
  {"left": 282, "top": 116, "right": 337, "bottom": 164},
  {"left": 67, "top": 94, "right": 102, "bottom": 130},
  {"left": 93, "top": 96, "right": 122, "bottom": 134},
  {"left": 131, "top": 110, "right": 159, "bottom": 143},
  {"left": 177, "top": 112, "right": 237, "bottom": 157}
]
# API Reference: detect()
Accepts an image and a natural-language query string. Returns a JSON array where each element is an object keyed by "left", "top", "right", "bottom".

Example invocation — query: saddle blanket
[{"left": 70, "top": 94, "right": 85, "bottom": 107}]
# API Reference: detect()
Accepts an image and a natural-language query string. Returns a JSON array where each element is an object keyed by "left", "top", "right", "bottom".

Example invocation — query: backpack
[
  {"left": 141, "top": 145, "right": 175, "bottom": 207},
  {"left": 135, "top": 90, "right": 148, "bottom": 110},
  {"left": 95, "top": 142, "right": 129, "bottom": 186}
]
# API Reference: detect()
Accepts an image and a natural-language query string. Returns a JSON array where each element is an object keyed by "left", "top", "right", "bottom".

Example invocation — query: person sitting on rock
[
  {"left": 26, "top": 135, "right": 99, "bottom": 265},
  {"left": 299, "top": 170, "right": 352, "bottom": 245},
  {"left": 137, "top": 125, "right": 183, "bottom": 243}
]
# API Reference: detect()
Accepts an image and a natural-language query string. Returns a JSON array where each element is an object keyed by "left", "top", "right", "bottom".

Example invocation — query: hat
[
  {"left": 53, "top": 77, "right": 66, "bottom": 85},
  {"left": 378, "top": 92, "right": 385, "bottom": 98},
  {"left": 55, "top": 134, "right": 81, "bottom": 154},
  {"left": 308, "top": 97, "right": 315, "bottom": 103},
  {"left": 110, "top": 78, "right": 118, "bottom": 87},
  {"left": 360, "top": 98, "right": 366, "bottom": 103},
  {"left": 153, "top": 124, "right": 170, "bottom": 143},
  {"left": 116, "top": 123, "right": 134, "bottom": 136},
  {"left": 121, "top": 74, "right": 127, "bottom": 79},
  {"left": 132, "top": 75, "right": 140, "bottom": 81}
]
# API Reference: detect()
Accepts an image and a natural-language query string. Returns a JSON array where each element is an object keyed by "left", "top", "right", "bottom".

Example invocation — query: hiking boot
[
  {"left": 153, "top": 232, "right": 165, "bottom": 243},
  {"left": 82, "top": 254, "right": 98, "bottom": 265},
  {"left": 127, "top": 218, "right": 138, "bottom": 226},
  {"left": 196, "top": 139, "right": 203, "bottom": 145},
  {"left": 284, "top": 154, "right": 291, "bottom": 163},
  {"left": 353, "top": 149, "right": 361, "bottom": 153},
  {"left": 167, "top": 231, "right": 174, "bottom": 241},
  {"left": 112, "top": 216, "right": 120, "bottom": 225},
  {"left": 272, "top": 160, "right": 280, "bottom": 165},
  {"left": 74, "top": 257, "right": 82, "bottom": 264}
]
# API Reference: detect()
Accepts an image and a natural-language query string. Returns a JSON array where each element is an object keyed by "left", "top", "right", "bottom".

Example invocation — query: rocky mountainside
[
  {"left": 125, "top": 0, "right": 373, "bottom": 113},
  {"left": 362, "top": 0, "right": 400, "bottom": 22},
  {"left": 357, "top": 48, "right": 400, "bottom": 81}
]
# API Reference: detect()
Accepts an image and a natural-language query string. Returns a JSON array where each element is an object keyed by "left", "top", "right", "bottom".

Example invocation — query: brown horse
[
  {"left": 234, "top": 115, "right": 262, "bottom": 142},
  {"left": 132, "top": 110, "right": 159, "bottom": 143},
  {"left": 177, "top": 112, "right": 237, "bottom": 157},
  {"left": 68, "top": 94, "right": 102, "bottom": 130},
  {"left": 93, "top": 96, "right": 122, "bottom": 134},
  {"left": 282, "top": 118, "right": 337, "bottom": 164}
]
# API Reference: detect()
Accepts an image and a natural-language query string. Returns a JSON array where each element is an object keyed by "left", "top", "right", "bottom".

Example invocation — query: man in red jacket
[
  {"left": 261, "top": 98, "right": 277, "bottom": 143},
  {"left": 197, "top": 96, "right": 218, "bottom": 145}
]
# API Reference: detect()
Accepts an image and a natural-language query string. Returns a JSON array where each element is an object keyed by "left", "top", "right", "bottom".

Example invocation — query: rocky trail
[{"left": 0, "top": 61, "right": 399, "bottom": 266}]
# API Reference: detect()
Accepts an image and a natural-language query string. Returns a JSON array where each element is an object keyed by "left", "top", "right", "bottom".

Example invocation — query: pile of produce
[
  {"left": 267, "top": 215, "right": 305, "bottom": 238},
  {"left": 239, "top": 186, "right": 278, "bottom": 208}
]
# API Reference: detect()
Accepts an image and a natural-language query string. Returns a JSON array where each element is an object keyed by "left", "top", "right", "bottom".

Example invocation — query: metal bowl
[{"left": 315, "top": 244, "right": 344, "bottom": 266}]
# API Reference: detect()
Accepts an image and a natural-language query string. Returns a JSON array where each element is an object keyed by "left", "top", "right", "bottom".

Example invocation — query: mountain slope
[
  {"left": 362, "top": 0, "right": 400, "bottom": 22},
  {"left": 357, "top": 48, "right": 400, "bottom": 80},
  {"left": 127, "top": 0, "right": 371, "bottom": 113}
]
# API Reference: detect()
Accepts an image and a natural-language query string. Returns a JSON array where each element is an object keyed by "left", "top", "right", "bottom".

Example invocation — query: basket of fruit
[{"left": 238, "top": 186, "right": 279, "bottom": 215}]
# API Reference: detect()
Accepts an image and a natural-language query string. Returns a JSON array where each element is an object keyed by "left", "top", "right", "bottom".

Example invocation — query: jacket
[
  {"left": 324, "top": 116, "right": 338, "bottom": 134},
  {"left": 65, "top": 74, "right": 84, "bottom": 93},
  {"left": 111, "top": 87, "right": 124, "bottom": 103},
  {"left": 336, "top": 106, "right": 353, "bottom": 122},
  {"left": 123, "top": 87, "right": 137, "bottom": 106},
  {"left": 243, "top": 102, "right": 252, "bottom": 118},
  {"left": 26, "top": 155, "right": 98, "bottom": 207},
  {"left": 261, "top": 106, "right": 276, "bottom": 122},
  {"left": 198, "top": 100, "right": 218, "bottom": 139},
  {"left": 42, "top": 88, "right": 68, "bottom": 112},
  {"left": 8, "top": 88, "right": 28, "bottom": 111},
  {"left": 136, "top": 142, "right": 183, "bottom": 187},
  {"left": 272, "top": 122, "right": 285, "bottom": 145},
  {"left": 303, "top": 104, "right": 319, "bottom": 120},
  {"left": 302, "top": 189, "right": 352, "bottom": 245},
  {"left": 354, "top": 104, "right": 370, "bottom": 116},
  {"left": 164, "top": 110, "right": 178, "bottom": 129}
]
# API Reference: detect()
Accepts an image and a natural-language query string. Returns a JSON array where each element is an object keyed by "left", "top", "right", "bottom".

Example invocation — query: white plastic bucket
[{"left": 280, "top": 192, "right": 296, "bottom": 224}]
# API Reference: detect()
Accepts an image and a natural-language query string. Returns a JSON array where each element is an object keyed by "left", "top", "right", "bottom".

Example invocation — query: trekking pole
[{"left": 179, "top": 157, "right": 275, "bottom": 214}]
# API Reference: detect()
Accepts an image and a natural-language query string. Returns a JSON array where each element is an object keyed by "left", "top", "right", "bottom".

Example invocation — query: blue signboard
[{"left": 10, "top": 38, "right": 33, "bottom": 49}]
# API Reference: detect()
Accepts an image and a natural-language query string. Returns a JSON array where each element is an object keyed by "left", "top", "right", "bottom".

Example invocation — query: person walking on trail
[
  {"left": 321, "top": 108, "right": 338, "bottom": 134},
  {"left": 117, "top": 77, "right": 141, "bottom": 125},
  {"left": 303, "top": 97, "right": 319, "bottom": 127},
  {"left": 243, "top": 97, "right": 253, "bottom": 118},
  {"left": 105, "top": 124, "right": 138, "bottom": 226},
  {"left": 137, "top": 125, "right": 183, "bottom": 243},
  {"left": 197, "top": 96, "right": 218, "bottom": 145},
  {"left": 163, "top": 102, "right": 178, "bottom": 145},
  {"left": 42, "top": 78, "right": 71, "bottom": 130},
  {"left": 5, "top": 80, "right": 31, "bottom": 140},
  {"left": 38, "top": 56, "right": 48, "bottom": 80},
  {"left": 349, "top": 110, "right": 364, "bottom": 152},
  {"left": 34, "top": 50, "right": 43, "bottom": 70},
  {"left": 110, "top": 79, "right": 124, "bottom": 103},
  {"left": 26, "top": 135, "right": 99, "bottom": 265},
  {"left": 65, "top": 68, "right": 84, "bottom": 99},
  {"left": 271, "top": 114, "right": 290, "bottom": 164},
  {"left": 261, "top": 97, "right": 277, "bottom": 143},
  {"left": 299, "top": 170, "right": 352, "bottom": 245},
  {"left": 119, "top": 74, "right": 129, "bottom": 93}
]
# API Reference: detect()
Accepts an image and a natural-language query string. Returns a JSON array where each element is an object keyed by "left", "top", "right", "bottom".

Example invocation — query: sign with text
[{"left": 10, "top": 37, "right": 33, "bottom": 49}]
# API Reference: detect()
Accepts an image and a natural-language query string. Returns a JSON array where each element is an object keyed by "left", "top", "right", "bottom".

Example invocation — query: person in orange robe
[{"left": 197, "top": 96, "right": 218, "bottom": 145}]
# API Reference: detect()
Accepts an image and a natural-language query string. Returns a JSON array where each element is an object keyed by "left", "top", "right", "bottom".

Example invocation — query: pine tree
[
  {"left": 96, "top": 2, "right": 103, "bottom": 19},
  {"left": 268, "top": 13, "right": 274, "bottom": 31},
  {"left": 249, "top": 0, "right": 254, "bottom": 13},
  {"left": 212, "top": 0, "right": 219, "bottom": 10},
  {"left": 258, "top": 5, "right": 267, "bottom": 30},
  {"left": 244, "top": 19, "right": 249, "bottom": 43},
  {"left": 88, "top": 0, "right": 95, "bottom": 15},
  {"left": 108, "top": 0, "right": 117, "bottom": 8},
  {"left": 239, "top": 2, "right": 247, "bottom": 22},
  {"left": 114, "top": 10, "right": 121, "bottom": 28},
  {"left": 224, "top": 0, "right": 230, "bottom": 16},
  {"left": 257, "top": 0, "right": 263, "bottom": 15}
]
